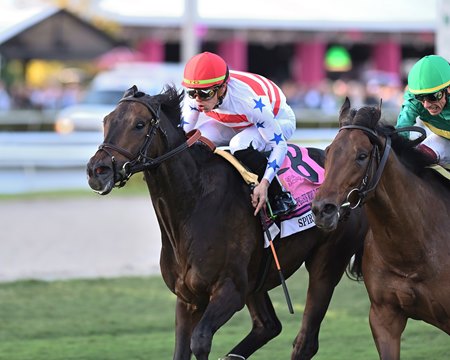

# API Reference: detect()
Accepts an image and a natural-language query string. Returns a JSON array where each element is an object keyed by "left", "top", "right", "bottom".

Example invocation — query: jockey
[
  {"left": 181, "top": 51, "right": 297, "bottom": 217},
  {"left": 396, "top": 54, "right": 450, "bottom": 166}
]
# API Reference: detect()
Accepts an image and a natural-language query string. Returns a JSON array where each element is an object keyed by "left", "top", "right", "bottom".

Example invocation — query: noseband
[
  {"left": 97, "top": 95, "right": 161, "bottom": 187},
  {"left": 338, "top": 125, "right": 426, "bottom": 215},
  {"left": 97, "top": 94, "right": 212, "bottom": 188}
]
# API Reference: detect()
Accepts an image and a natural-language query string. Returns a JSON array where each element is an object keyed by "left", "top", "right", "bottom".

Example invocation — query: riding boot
[
  {"left": 269, "top": 175, "right": 297, "bottom": 217},
  {"left": 234, "top": 148, "right": 297, "bottom": 217},
  {"left": 416, "top": 143, "right": 439, "bottom": 164}
]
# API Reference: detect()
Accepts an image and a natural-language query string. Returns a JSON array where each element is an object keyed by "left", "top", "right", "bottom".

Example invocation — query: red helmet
[{"left": 182, "top": 52, "right": 229, "bottom": 89}]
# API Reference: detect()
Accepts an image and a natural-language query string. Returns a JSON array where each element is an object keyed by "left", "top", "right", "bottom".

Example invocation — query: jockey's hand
[{"left": 251, "top": 179, "right": 270, "bottom": 216}]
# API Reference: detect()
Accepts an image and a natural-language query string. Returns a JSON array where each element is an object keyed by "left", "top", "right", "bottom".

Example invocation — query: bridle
[
  {"left": 97, "top": 94, "right": 214, "bottom": 188},
  {"left": 337, "top": 125, "right": 426, "bottom": 216}
]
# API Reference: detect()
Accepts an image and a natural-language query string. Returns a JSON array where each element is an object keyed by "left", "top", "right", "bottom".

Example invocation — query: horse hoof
[{"left": 219, "top": 354, "right": 246, "bottom": 360}]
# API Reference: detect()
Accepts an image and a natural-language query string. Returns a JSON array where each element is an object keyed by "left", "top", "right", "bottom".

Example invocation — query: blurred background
[
  {"left": 2, "top": 6, "right": 450, "bottom": 355},
  {"left": 0, "top": 0, "right": 448, "bottom": 194}
]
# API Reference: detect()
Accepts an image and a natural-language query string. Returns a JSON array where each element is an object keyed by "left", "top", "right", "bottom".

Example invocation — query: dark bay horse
[
  {"left": 87, "top": 86, "right": 367, "bottom": 360},
  {"left": 312, "top": 98, "right": 450, "bottom": 360}
]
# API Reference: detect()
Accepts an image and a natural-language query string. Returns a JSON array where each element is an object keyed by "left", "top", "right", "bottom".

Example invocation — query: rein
[
  {"left": 97, "top": 95, "right": 215, "bottom": 188},
  {"left": 128, "top": 129, "right": 213, "bottom": 173},
  {"left": 338, "top": 125, "right": 426, "bottom": 213}
]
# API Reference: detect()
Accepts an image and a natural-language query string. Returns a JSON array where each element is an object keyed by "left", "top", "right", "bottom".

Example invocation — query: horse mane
[
  {"left": 151, "top": 85, "right": 184, "bottom": 129},
  {"left": 347, "top": 105, "right": 436, "bottom": 176},
  {"left": 126, "top": 84, "right": 184, "bottom": 130}
]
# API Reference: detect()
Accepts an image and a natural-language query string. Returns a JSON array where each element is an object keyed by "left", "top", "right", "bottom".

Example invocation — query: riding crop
[{"left": 259, "top": 209, "right": 294, "bottom": 314}]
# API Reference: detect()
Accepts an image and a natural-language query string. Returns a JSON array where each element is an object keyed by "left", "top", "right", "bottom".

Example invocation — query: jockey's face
[
  {"left": 418, "top": 88, "right": 448, "bottom": 116},
  {"left": 188, "top": 84, "right": 226, "bottom": 112}
]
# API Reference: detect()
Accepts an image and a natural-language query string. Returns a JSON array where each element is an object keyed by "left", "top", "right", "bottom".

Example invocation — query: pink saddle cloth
[{"left": 264, "top": 144, "right": 324, "bottom": 245}]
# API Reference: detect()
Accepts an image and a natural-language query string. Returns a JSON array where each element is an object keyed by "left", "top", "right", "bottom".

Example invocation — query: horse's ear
[
  {"left": 338, "top": 97, "right": 351, "bottom": 127},
  {"left": 123, "top": 85, "right": 138, "bottom": 98}
]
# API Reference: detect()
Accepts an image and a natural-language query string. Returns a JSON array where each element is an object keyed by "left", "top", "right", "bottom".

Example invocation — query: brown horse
[
  {"left": 87, "top": 86, "right": 367, "bottom": 360},
  {"left": 312, "top": 98, "right": 450, "bottom": 360}
]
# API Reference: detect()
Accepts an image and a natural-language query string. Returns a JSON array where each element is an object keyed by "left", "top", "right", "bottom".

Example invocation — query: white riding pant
[{"left": 195, "top": 108, "right": 296, "bottom": 154}]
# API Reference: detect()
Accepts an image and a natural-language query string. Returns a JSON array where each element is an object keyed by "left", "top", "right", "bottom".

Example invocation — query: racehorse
[
  {"left": 87, "top": 85, "right": 367, "bottom": 360},
  {"left": 311, "top": 98, "right": 450, "bottom": 360}
]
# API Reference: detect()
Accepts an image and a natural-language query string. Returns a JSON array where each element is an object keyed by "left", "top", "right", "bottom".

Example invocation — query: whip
[{"left": 259, "top": 209, "right": 294, "bottom": 314}]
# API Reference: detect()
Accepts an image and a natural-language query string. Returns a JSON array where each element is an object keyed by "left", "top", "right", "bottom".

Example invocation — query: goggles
[
  {"left": 414, "top": 89, "right": 446, "bottom": 103},
  {"left": 187, "top": 86, "right": 220, "bottom": 100}
]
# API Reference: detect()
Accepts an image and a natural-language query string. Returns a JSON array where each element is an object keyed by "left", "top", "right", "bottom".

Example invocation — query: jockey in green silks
[{"left": 396, "top": 55, "right": 450, "bottom": 166}]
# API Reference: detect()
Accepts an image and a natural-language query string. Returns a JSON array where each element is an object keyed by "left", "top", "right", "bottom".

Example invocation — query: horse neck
[
  {"left": 146, "top": 145, "right": 204, "bottom": 206},
  {"left": 143, "top": 146, "right": 206, "bottom": 252},
  {"left": 365, "top": 153, "right": 437, "bottom": 264}
]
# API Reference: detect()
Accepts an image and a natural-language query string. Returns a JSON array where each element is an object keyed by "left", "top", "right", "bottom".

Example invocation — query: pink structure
[
  {"left": 293, "top": 41, "right": 326, "bottom": 87},
  {"left": 137, "top": 39, "right": 165, "bottom": 62},
  {"left": 373, "top": 40, "right": 401, "bottom": 74},
  {"left": 218, "top": 36, "right": 248, "bottom": 71},
  {"left": 135, "top": 34, "right": 403, "bottom": 87}
]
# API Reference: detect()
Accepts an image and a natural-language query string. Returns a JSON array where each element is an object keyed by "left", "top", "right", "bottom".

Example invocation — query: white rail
[
  {"left": 0, "top": 132, "right": 103, "bottom": 168},
  {"left": 0, "top": 129, "right": 337, "bottom": 194}
]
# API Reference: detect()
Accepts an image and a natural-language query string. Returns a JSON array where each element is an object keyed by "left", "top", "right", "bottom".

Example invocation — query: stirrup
[{"left": 267, "top": 191, "right": 297, "bottom": 218}]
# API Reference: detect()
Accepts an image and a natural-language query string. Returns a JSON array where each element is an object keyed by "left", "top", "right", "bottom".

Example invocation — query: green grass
[{"left": 0, "top": 269, "right": 448, "bottom": 360}]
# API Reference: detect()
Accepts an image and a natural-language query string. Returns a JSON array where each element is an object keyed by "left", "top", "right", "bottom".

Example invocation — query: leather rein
[
  {"left": 97, "top": 95, "right": 215, "bottom": 188},
  {"left": 338, "top": 125, "right": 426, "bottom": 214}
]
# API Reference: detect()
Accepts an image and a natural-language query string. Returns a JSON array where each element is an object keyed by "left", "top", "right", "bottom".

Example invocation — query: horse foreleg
[
  {"left": 369, "top": 303, "right": 407, "bottom": 360},
  {"left": 173, "top": 297, "right": 202, "bottom": 360},
  {"left": 190, "top": 278, "right": 245, "bottom": 360},
  {"left": 225, "top": 291, "right": 282, "bottom": 359},
  {"left": 291, "top": 278, "right": 335, "bottom": 359},
  {"left": 292, "top": 251, "right": 349, "bottom": 360}
]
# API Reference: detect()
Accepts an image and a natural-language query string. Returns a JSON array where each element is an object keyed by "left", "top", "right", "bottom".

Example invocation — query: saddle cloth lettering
[{"left": 264, "top": 144, "right": 324, "bottom": 246}]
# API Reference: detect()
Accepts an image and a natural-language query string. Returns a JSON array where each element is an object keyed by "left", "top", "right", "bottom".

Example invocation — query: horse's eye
[
  {"left": 357, "top": 152, "right": 368, "bottom": 162},
  {"left": 135, "top": 121, "right": 146, "bottom": 130}
]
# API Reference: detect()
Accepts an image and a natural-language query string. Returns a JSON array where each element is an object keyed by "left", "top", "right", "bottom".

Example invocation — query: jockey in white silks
[{"left": 181, "top": 51, "right": 297, "bottom": 217}]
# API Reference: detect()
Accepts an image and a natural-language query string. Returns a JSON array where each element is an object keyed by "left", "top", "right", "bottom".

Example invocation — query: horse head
[
  {"left": 314, "top": 101, "right": 450, "bottom": 360},
  {"left": 312, "top": 97, "right": 383, "bottom": 231},
  {"left": 86, "top": 85, "right": 184, "bottom": 195}
]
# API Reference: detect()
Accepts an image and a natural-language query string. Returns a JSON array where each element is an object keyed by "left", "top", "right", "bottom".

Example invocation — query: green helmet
[{"left": 408, "top": 55, "right": 450, "bottom": 94}]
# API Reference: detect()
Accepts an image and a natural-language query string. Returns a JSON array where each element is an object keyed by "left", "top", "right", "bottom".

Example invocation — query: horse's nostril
[
  {"left": 95, "top": 166, "right": 110, "bottom": 175},
  {"left": 323, "top": 203, "right": 338, "bottom": 215}
]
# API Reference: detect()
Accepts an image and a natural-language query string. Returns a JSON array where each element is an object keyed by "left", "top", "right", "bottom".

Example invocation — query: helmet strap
[{"left": 214, "top": 84, "right": 227, "bottom": 109}]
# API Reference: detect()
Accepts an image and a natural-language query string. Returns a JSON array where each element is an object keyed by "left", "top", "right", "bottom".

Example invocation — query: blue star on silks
[
  {"left": 253, "top": 97, "right": 266, "bottom": 112},
  {"left": 256, "top": 121, "right": 265, "bottom": 129},
  {"left": 190, "top": 105, "right": 199, "bottom": 112},
  {"left": 267, "top": 159, "right": 280, "bottom": 172},
  {"left": 270, "top": 133, "right": 284, "bottom": 145},
  {"left": 179, "top": 117, "right": 189, "bottom": 127}
]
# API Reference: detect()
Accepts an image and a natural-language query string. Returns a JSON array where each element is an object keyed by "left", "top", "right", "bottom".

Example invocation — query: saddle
[
  {"left": 428, "top": 163, "right": 450, "bottom": 180},
  {"left": 214, "top": 147, "right": 259, "bottom": 185},
  {"left": 215, "top": 144, "right": 325, "bottom": 244}
]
